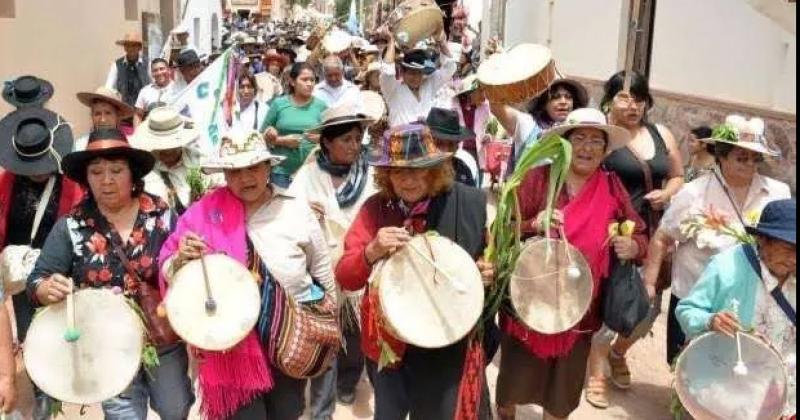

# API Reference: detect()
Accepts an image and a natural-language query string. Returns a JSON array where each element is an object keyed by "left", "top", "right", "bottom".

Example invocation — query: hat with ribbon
[
  {"left": 129, "top": 107, "right": 199, "bottom": 152},
  {"left": 307, "top": 102, "right": 375, "bottom": 135},
  {"left": 201, "top": 129, "right": 286, "bottom": 174},
  {"left": 62, "top": 128, "right": 154, "bottom": 186},
  {"left": 745, "top": 199, "right": 796, "bottom": 245},
  {"left": 541, "top": 108, "right": 631, "bottom": 152},
  {"left": 368, "top": 123, "right": 452, "bottom": 168},
  {"left": 425, "top": 108, "right": 475, "bottom": 142},
  {"left": 700, "top": 115, "right": 780, "bottom": 157},
  {"left": 2, "top": 75, "right": 54, "bottom": 109},
  {"left": 116, "top": 32, "right": 143, "bottom": 46},
  {"left": 401, "top": 50, "right": 436, "bottom": 75},
  {"left": 0, "top": 107, "right": 73, "bottom": 176}
]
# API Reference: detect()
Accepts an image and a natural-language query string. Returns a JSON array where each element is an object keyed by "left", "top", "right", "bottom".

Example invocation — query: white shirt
[
  {"left": 105, "top": 57, "right": 146, "bottom": 91},
  {"left": 313, "top": 80, "right": 361, "bottom": 108},
  {"left": 754, "top": 265, "right": 796, "bottom": 416},
  {"left": 660, "top": 172, "right": 792, "bottom": 298},
  {"left": 231, "top": 100, "right": 269, "bottom": 132},
  {"left": 143, "top": 154, "right": 224, "bottom": 211},
  {"left": 135, "top": 81, "right": 177, "bottom": 111},
  {"left": 380, "top": 56, "right": 457, "bottom": 127},
  {"left": 246, "top": 190, "right": 336, "bottom": 302}
]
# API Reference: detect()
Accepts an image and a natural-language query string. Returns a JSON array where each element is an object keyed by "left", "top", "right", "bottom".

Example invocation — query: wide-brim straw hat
[
  {"left": 129, "top": 107, "right": 199, "bottom": 152},
  {"left": 62, "top": 128, "right": 154, "bottom": 186},
  {"left": 116, "top": 32, "right": 143, "bottom": 46},
  {"left": 699, "top": 115, "right": 780, "bottom": 157},
  {"left": 307, "top": 102, "right": 375, "bottom": 135},
  {"left": 541, "top": 108, "right": 631, "bottom": 152},
  {"left": 202, "top": 129, "right": 285, "bottom": 174},
  {"left": 76, "top": 87, "right": 136, "bottom": 120}
]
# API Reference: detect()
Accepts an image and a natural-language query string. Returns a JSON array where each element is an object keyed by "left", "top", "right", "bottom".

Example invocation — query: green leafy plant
[
  {"left": 482, "top": 134, "right": 572, "bottom": 323},
  {"left": 186, "top": 166, "right": 210, "bottom": 203},
  {"left": 711, "top": 123, "right": 738, "bottom": 143}
]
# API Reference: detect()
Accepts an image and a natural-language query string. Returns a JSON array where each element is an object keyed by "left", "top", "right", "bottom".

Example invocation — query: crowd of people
[{"left": 0, "top": 6, "right": 795, "bottom": 420}]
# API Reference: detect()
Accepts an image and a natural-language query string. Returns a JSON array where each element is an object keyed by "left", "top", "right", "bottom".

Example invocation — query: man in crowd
[
  {"left": 135, "top": 58, "right": 176, "bottom": 125},
  {"left": 313, "top": 56, "right": 361, "bottom": 107},
  {"left": 174, "top": 49, "right": 205, "bottom": 91},
  {"left": 105, "top": 32, "right": 150, "bottom": 107}
]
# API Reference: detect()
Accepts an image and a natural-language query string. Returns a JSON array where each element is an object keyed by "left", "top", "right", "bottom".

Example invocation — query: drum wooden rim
[
  {"left": 478, "top": 43, "right": 557, "bottom": 105},
  {"left": 166, "top": 253, "right": 261, "bottom": 351},
  {"left": 389, "top": 1, "right": 444, "bottom": 48},
  {"left": 23, "top": 289, "right": 144, "bottom": 405},
  {"left": 509, "top": 237, "right": 593, "bottom": 334},
  {"left": 674, "top": 332, "right": 789, "bottom": 420}
]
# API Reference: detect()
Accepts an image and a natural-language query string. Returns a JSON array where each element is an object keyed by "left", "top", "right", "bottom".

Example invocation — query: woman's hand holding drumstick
[{"left": 365, "top": 227, "right": 410, "bottom": 265}]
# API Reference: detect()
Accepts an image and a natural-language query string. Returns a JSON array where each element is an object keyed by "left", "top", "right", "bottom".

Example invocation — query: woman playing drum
[
  {"left": 26, "top": 128, "right": 194, "bottom": 420},
  {"left": 159, "top": 129, "right": 336, "bottom": 420},
  {"left": 336, "top": 123, "right": 494, "bottom": 419},
  {"left": 496, "top": 109, "right": 647, "bottom": 420},
  {"left": 676, "top": 199, "right": 796, "bottom": 420}
]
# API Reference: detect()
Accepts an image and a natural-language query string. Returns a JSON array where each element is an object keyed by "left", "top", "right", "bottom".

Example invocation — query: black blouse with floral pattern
[{"left": 27, "top": 193, "right": 176, "bottom": 302}]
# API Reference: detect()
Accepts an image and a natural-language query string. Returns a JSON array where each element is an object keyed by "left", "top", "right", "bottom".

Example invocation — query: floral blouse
[{"left": 27, "top": 193, "right": 175, "bottom": 302}]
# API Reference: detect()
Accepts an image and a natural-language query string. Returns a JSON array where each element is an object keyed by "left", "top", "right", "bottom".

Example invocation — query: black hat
[
  {"left": 0, "top": 107, "right": 73, "bottom": 176},
  {"left": 176, "top": 49, "right": 202, "bottom": 68},
  {"left": 425, "top": 108, "right": 475, "bottom": 142},
  {"left": 745, "top": 199, "right": 796, "bottom": 245},
  {"left": 2, "top": 75, "right": 54, "bottom": 109},
  {"left": 401, "top": 50, "right": 436, "bottom": 75},
  {"left": 62, "top": 128, "right": 155, "bottom": 186}
]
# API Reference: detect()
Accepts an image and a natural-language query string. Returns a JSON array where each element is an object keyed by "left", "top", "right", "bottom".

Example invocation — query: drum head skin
[
  {"left": 361, "top": 91, "right": 387, "bottom": 122},
  {"left": 24, "top": 289, "right": 144, "bottom": 405},
  {"left": 510, "top": 237, "right": 593, "bottom": 334},
  {"left": 166, "top": 254, "right": 261, "bottom": 351},
  {"left": 377, "top": 235, "right": 484, "bottom": 348},
  {"left": 391, "top": 0, "right": 444, "bottom": 48},
  {"left": 478, "top": 44, "right": 552, "bottom": 86},
  {"left": 675, "top": 332, "right": 789, "bottom": 420}
]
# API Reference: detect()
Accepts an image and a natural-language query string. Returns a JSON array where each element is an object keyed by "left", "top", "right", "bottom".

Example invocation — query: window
[
  {"left": 0, "top": 0, "right": 15, "bottom": 18},
  {"left": 124, "top": 0, "right": 138, "bottom": 21}
]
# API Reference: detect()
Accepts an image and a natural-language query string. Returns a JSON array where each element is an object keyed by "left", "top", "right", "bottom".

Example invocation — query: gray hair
[{"left": 323, "top": 55, "right": 344, "bottom": 72}]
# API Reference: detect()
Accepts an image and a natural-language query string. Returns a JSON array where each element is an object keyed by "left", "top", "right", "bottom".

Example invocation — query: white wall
[
  {"left": 504, "top": 0, "right": 623, "bottom": 83},
  {"left": 650, "top": 0, "right": 796, "bottom": 113},
  {"left": 182, "top": 0, "right": 224, "bottom": 56}
]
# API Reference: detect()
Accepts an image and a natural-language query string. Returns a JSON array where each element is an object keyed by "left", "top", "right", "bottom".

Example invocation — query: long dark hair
[
  {"left": 527, "top": 80, "right": 589, "bottom": 126},
  {"left": 600, "top": 71, "right": 654, "bottom": 113},
  {"left": 287, "top": 62, "right": 316, "bottom": 95}
]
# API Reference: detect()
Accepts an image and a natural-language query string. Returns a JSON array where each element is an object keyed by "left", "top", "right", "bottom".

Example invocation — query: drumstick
[
  {"left": 64, "top": 278, "right": 81, "bottom": 343},
  {"left": 405, "top": 240, "right": 468, "bottom": 293},
  {"left": 734, "top": 331, "right": 749, "bottom": 376},
  {"left": 199, "top": 254, "right": 217, "bottom": 314}
]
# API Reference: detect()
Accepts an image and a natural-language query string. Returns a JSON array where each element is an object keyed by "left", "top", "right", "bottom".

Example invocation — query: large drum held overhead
[
  {"left": 478, "top": 44, "right": 557, "bottom": 105},
  {"left": 510, "top": 237, "right": 593, "bottom": 334},
  {"left": 373, "top": 235, "right": 484, "bottom": 348},
  {"left": 388, "top": 0, "right": 445, "bottom": 49},
  {"left": 24, "top": 289, "right": 144, "bottom": 405},
  {"left": 674, "top": 332, "right": 789, "bottom": 420},
  {"left": 166, "top": 253, "right": 261, "bottom": 351}
]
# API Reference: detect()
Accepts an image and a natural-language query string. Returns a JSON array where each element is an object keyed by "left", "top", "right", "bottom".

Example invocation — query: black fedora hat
[
  {"left": 176, "top": 49, "right": 202, "bottom": 68},
  {"left": 401, "top": 50, "right": 436, "bottom": 75},
  {"left": 62, "top": 128, "right": 155, "bottom": 186},
  {"left": 0, "top": 107, "right": 73, "bottom": 176},
  {"left": 2, "top": 75, "right": 54, "bottom": 108},
  {"left": 426, "top": 108, "right": 475, "bottom": 142}
]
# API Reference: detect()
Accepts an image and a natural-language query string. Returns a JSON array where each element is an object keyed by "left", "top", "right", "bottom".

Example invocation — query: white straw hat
[
  {"left": 129, "top": 107, "right": 199, "bottom": 151},
  {"left": 541, "top": 108, "right": 631, "bottom": 152},
  {"left": 201, "top": 129, "right": 285, "bottom": 174}
]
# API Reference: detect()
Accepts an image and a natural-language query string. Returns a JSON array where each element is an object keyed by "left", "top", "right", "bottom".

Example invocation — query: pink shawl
[{"left": 159, "top": 187, "right": 273, "bottom": 419}]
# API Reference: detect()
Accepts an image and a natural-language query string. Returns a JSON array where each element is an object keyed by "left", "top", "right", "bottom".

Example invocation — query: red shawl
[
  {"left": 502, "top": 167, "right": 646, "bottom": 359},
  {"left": 0, "top": 171, "right": 84, "bottom": 247}
]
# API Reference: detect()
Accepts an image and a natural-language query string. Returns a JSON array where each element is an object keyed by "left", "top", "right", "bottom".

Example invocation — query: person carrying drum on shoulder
[
  {"left": 489, "top": 77, "right": 588, "bottom": 176},
  {"left": 378, "top": 26, "right": 457, "bottom": 127},
  {"left": 676, "top": 199, "right": 796, "bottom": 420},
  {"left": 159, "top": 129, "right": 337, "bottom": 420},
  {"left": 496, "top": 109, "right": 647, "bottom": 420},
  {"left": 26, "top": 128, "right": 195, "bottom": 420},
  {"left": 336, "top": 123, "right": 495, "bottom": 420}
]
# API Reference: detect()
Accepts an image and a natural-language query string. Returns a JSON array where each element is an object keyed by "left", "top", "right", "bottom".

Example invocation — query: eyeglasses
[
  {"left": 570, "top": 138, "right": 607, "bottom": 150},
  {"left": 732, "top": 154, "right": 765, "bottom": 165}
]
